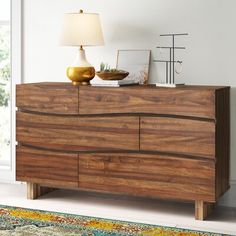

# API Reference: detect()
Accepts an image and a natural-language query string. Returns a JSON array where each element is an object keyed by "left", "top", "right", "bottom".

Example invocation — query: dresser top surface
[{"left": 17, "top": 82, "right": 229, "bottom": 91}]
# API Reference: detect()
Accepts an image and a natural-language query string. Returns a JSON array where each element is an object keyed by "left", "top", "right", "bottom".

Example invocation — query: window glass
[{"left": 0, "top": 0, "right": 11, "bottom": 166}]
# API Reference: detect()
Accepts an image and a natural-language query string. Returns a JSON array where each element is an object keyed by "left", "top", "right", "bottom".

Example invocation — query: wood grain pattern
[
  {"left": 16, "top": 82, "right": 79, "bottom": 115},
  {"left": 140, "top": 117, "right": 215, "bottom": 158},
  {"left": 195, "top": 201, "right": 215, "bottom": 220},
  {"left": 16, "top": 146, "right": 78, "bottom": 187},
  {"left": 215, "top": 88, "right": 230, "bottom": 198},
  {"left": 16, "top": 112, "right": 139, "bottom": 151},
  {"left": 27, "top": 183, "right": 55, "bottom": 200},
  {"left": 15, "top": 83, "right": 230, "bottom": 220},
  {"left": 79, "top": 85, "right": 216, "bottom": 119},
  {"left": 27, "top": 183, "right": 38, "bottom": 200},
  {"left": 79, "top": 153, "right": 216, "bottom": 202}
]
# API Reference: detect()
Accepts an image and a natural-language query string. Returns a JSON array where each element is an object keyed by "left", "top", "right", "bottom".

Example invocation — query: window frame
[
  {"left": 0, "top": 20, "right": 11, "bottom": 167},
  {"left": 0, "top": 0, "right": 21, "bottom": 183}
]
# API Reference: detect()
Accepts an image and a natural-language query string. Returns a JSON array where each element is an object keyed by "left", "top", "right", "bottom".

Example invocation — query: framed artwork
[{"left": 116, "top": 50, "right": 151, "bottom": 84}]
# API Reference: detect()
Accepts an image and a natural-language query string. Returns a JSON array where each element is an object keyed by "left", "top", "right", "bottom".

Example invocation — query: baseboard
[
  {"left": 0, "top": 180, "right": 19, "bottom": 184},
  {"left": 230, "top": 179, "right": 236, "bottom": 186},
  {"left": 218, "top": 180, "right": 236, "bottom": 208}
]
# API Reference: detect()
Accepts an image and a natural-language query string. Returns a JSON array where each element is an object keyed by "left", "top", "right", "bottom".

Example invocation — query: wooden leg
[
  {"left": 195, "top": 200, "right": 215, "bottom": 220},
  {"left": 27, "top": 182, "right": 55, "bottom": 200},
  {"left": 27, "top": 183, "right": 38, "bottom": 199}
]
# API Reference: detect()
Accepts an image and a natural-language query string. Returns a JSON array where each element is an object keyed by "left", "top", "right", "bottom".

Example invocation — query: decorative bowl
[{"left": 96, "top": 71, "right": 129, "bottom": 80}]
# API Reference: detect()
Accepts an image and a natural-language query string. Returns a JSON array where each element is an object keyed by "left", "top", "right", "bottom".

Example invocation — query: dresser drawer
[
  {"left": 16, "top": 146, "right": 78, "bottom": 187},
  {"left": 79, "top": 153, "right": 216, "bottom": 202},
  {"left": 140, "top": 117, "right": 215, "bottom": 158},
  {"left": 79, "top": 86, "right": 216, "bottom": 119},
  {"left": 16, "top": 83, "right": 79, "bottom": 115},
  {"left": 16, "top": 112, "right": 139, "bottom": 151}
]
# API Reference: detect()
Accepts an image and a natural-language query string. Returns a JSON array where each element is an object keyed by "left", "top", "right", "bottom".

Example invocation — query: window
[
  {"left": 0, "top": 0, "right": 11, "bottom": 167},
  {"left": 0, "top": 0, "right": 21, "bottom": 182}
]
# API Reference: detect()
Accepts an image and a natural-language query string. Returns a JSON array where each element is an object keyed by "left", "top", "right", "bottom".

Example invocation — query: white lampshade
[{"left": 60, "top": 11, "right": 104, "bottom": 46}]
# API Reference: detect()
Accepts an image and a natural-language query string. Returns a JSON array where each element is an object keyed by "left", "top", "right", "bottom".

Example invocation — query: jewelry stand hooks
[
  {"left": 175, "top": 61, "right": 183, "bottom": 74},
  {"left": 154, "top": 33, "right": 188, "bottom": 87}
]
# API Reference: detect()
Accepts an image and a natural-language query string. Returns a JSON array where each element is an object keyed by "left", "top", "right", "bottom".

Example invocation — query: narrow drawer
[
  {"left": 140, "top": 117, "right": 215, "bottom": 158},
  {"left": 79, "top": 153, "right": 216, "bottom": 202},
  {"left": 16, "top": 83, "right": 79, "bottom": 115},
  {"left": 16, "top": 146, "right": 78, "bottom": 187},
  {"left": 16, "top": 112, "right": 139, "bottom": 151},
  {"left": 79, "top": 86, "right": 216, "bottom": 119}
]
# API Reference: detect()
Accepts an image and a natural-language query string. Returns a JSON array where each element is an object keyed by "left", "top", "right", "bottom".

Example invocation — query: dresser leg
[
  {"left": 195, "top": 200, "right": 215, "bottom": 220},
  {"left": 27, "top": 183, "right": 55, "bottom": 200}
]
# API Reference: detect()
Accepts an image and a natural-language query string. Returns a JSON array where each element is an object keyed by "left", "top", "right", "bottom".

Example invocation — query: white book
[
  {"left": 91, "top": 84, "right": 120, "bottom": 87},
  {"left": 91, "top": 78, "right": 137, "bottom": 87},
  {"left": 156, "top": 83, "right": 185, "bottom": 88}
]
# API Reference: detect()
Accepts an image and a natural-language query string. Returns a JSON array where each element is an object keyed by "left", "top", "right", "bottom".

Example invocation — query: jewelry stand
[{"left": 154, "top": 33, "right": 188, "bottom": 87}]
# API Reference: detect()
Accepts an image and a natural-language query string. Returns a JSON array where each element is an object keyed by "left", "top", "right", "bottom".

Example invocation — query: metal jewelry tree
[{"left": 154, "top": 33, "right": 188, "bottom": 87}]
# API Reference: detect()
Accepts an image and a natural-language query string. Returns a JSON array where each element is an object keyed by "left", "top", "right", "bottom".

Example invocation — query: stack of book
[{"left": 90, "top": 78, "right": 138, "bottom": 87}]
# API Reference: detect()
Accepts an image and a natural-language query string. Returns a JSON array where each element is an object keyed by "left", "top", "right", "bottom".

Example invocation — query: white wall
[{"left": 22, "top": 0, "right": 236, "bottom": 181}]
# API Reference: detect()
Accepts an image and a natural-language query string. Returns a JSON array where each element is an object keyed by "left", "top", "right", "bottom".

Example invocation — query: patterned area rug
[{"left": 0, "top": 205, "right": 230, "bottom": 236}]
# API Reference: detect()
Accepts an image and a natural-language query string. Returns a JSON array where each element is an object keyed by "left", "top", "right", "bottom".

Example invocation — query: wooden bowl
[{"left": 96, "top": 71, "right": 129, "bottom": 80}]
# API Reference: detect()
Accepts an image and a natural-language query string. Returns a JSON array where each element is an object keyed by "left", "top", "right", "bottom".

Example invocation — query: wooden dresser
[{"left": 16, "top": 83, "right": 230, "bottom": 220}]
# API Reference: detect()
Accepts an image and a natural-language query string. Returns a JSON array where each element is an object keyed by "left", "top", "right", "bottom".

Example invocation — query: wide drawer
[
  {"left": 140, "top": 117, "right": 215, "bottom": 158},
  {"left": 79, "top": 153, "right": 216, "bottom": 202},
  {"left": 79, "top": 86, "right": 216, "bottom": 119},
  {"left": 16, "top": 112, "right": 139, "bottom": 151},
  {"left": 16, "top": 83, "right": 79, "bottom": 115},
  {"left": 16, "top": 146, "right": 78, "bottom": 187}
]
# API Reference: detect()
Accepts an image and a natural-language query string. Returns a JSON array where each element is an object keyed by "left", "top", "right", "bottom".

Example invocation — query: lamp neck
[{"left": 71, "top": 46, "right": 92, "bottom": 67}]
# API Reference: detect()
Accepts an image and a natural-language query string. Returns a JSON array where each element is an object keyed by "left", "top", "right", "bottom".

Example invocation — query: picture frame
[{"left": 116, "top": 50, "right": 151, "bottom": 84}]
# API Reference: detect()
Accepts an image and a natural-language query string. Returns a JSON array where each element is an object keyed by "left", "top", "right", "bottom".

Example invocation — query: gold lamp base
[{"left": 66, "top": 66, "right": 95, "bottom": 86}]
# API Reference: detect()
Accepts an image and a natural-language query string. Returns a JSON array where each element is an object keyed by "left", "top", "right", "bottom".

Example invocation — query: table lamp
[{"left": 61, "top": 10, "right": 104, "bottom": 85}]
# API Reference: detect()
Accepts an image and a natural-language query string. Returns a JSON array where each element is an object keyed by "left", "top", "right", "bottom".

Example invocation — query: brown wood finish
[
  {"left": 27, "top": 183, "right": 38, "bottom": 200},
  {"left": 79, "top": 153, "right": 216, "bottom": 202},
  {"left": 27, "top": 183, "right": 55, "bottom": 200},
  {"left": 16, "top": 112, "right": 139, "bottom": 151},
  {"left": 16, "top": 83, "right": 230, "bottom": 221},
  {"left": 140, "top": 117, "right": 215, "bottom": 158},
  {"left": 215, "top": 88, "right": 230, "bottom": 198},
  {"left": 79, "top": 85, "right": 216, "bottom": 119},
  {"left": 16, "top": 82, "right": 79, "bottom": 115},
  {"left": 17, "top": 146, "right": 78, "bottom": 187},
  {"left": 195, "top": 201, "right": 215, "bottom": 220}
]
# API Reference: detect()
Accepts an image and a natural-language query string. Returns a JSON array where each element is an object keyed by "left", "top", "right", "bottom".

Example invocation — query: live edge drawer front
[
  {"left": 78, "top": 153, "right": 216, "bottom": 202},
  {"left": 16, "top": 146, "right": 78, "bottom": 187},
  {"left": 79, "top": 86, "right": 215, "bottom": 119},
  {"left": 16, "top": 83, "right": 79, "bottom": 115},
  {"left": 16, "top": 112, "right": 139, "bottom": 151},
  {"left": 140, "top": 117, "right": 215, "bottom": 159}
]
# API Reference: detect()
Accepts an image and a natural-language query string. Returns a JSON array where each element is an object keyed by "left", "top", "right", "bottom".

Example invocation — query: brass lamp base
[
  {"left": 72, "top": 81, "right": 90, "bottom": 86},
  {"left": 67, "top": 66, "right": 95, "bottom": 86}
]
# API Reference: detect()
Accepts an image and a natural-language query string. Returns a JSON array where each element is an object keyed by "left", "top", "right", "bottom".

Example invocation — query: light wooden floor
[{"left": 0, "top": 183, "right": 235, "bottom": 235}]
